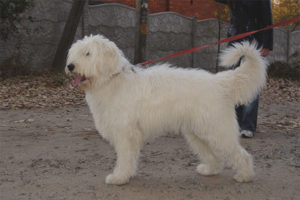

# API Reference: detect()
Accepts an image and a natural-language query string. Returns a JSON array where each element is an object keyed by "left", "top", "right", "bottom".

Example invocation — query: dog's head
[{"left": 66, "top": 34, "right": 126, "bottom": 90}]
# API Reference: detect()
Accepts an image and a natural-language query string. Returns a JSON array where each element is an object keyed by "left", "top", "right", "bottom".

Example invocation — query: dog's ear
[
  {"left": 100, "top": 42, "right": 120, "bottom": 75},
  {"left": 103, "top": 45, "right": 118, "bottom": 64}
]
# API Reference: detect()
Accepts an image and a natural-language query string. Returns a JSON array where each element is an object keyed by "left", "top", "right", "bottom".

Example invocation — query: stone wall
[{"left": 1, "top": 2, "right": 299, "bottom": 73}]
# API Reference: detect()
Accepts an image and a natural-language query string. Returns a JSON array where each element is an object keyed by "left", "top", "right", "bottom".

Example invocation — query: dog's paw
[
  {"left": 196, "top": 164, "right": 220, "bottom": 176},
  {"left": 105, "top": 174, "right": 129, "bottom": 185},
  {"left": 233, "top": 172, "right": 254, "bottom": 182}
]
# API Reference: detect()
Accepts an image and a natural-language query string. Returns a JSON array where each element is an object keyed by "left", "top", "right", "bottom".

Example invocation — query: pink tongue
[{"left": 72, "top": 76, "right": 83, "bottom": 87}]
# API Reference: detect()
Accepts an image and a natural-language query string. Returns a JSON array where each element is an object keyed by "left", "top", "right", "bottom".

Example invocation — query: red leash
[{"left": 139, "top": 16, "right": 300, "bottom": 66}]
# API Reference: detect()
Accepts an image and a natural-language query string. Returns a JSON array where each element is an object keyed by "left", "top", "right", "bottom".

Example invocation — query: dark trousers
[{"left": 236, "top": 96, "right": 259, "bottom": 132}]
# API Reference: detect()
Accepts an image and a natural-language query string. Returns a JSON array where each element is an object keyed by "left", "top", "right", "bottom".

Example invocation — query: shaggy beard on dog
[{"left": 66, "top": 35, "right": 267, "bottom": 185}]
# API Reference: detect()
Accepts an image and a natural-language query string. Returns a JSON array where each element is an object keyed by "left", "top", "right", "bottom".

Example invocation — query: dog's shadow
[{"left": 95, "top": 173, "right": 257, "bottom": 200}]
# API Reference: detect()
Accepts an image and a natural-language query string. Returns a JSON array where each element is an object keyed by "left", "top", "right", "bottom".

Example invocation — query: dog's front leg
[{"left": 105, "top": 135, "right": 142, "bottom": 185}]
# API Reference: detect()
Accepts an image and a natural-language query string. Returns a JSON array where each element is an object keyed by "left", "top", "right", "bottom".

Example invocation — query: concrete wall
[
  {"left": 0, "top": 0, "right": 78, "bottom": 71},
  {"left": 88, "top": 4, "right": 137, "bottom": 63},
  {"left": 289, "top": 30, "right": 300, "bottom": 64},
  {"left": 1, "top": 2, "right": 299, "bottom": 73},
  {"left": 193, "top": 18, "right": 219, "bottom": 70},
  {"left": 268, "top": 28, "right": 289, "bottom": 63},
  {"left": 146, "top": 12, "right": 193, "bottom": 68}
]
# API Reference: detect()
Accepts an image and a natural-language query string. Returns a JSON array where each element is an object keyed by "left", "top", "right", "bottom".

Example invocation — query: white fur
[{"left": 66, "top": 35, "right": 267, "bottom": 185}]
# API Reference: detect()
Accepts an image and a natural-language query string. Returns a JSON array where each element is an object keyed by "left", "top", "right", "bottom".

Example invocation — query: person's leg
[{"left": 236, "top": 96, "right": 259, "bottom": 137}]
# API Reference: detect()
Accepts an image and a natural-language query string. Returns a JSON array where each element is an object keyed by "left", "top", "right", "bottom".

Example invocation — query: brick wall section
[
  {"left": 96, "top": 0, "right": 224, "bottom": 20},
  {"left": 102, "top": 0, "right": 136, "bottom": 7},
  {"left": 169, "top": 0, "right": 220, "bottom": 19},
  {"left": 148, "top": 0, "right": 168, "bottom": 13}
]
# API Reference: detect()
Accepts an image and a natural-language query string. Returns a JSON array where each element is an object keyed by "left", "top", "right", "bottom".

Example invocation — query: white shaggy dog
[{"left": 66, "top": 35, "right": 267, "bottom": 185}]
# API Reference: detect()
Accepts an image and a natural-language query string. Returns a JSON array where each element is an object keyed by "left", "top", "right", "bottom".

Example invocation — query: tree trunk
[{"left": 52, "top": 0, "right": 87, "bottom": 71}]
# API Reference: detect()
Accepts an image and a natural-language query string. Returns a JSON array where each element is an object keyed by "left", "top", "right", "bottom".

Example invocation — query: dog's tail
[{"left": 218, "top": 41, "right": 267, "bottom": 105}]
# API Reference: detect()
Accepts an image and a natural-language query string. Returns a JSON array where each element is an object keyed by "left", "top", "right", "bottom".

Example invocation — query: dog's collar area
[
  {"left": 110, "top": 66, "right": 136, "bottom": 79},
  {"left": 130, "top": 67, "right": 136, "bottom": 73},
  {"left": 111, "top": 71, "right": 121, "bottom": 79}
]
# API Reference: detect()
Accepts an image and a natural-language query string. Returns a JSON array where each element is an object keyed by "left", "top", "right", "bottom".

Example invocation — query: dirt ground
[{"left": 0, "top": 78, "right": 300, "bottom": 200}]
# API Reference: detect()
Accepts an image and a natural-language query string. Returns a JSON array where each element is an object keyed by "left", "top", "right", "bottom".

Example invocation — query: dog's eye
[{"left": 86, "top": 52, "right": 90, "bottom": 56}]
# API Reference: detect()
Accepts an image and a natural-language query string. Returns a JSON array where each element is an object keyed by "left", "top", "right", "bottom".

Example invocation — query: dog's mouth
[{"left": 72, "top": 74, "right": 87, "bottom": 87}]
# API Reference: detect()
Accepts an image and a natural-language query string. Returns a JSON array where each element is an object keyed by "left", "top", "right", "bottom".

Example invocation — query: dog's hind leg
[
  {"left": 105, "top": 131, "right": 143, "bottom": 185},
  {"left": 206, "top": 129, "right": 255, "bottom": 182},
  {"left": 230, "top": 145, "right": 255, "bottom": 182},
  {"left": 217, "top": 142, "right": 254, "bottom": 182},
  {"left": 183, "top": 132, "right": 223, "bottom": 176}
]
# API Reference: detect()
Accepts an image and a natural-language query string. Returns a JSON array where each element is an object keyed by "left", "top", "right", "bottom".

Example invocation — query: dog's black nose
[{"left": 67, "top": 64, "right": 75, "bottom": 72}]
